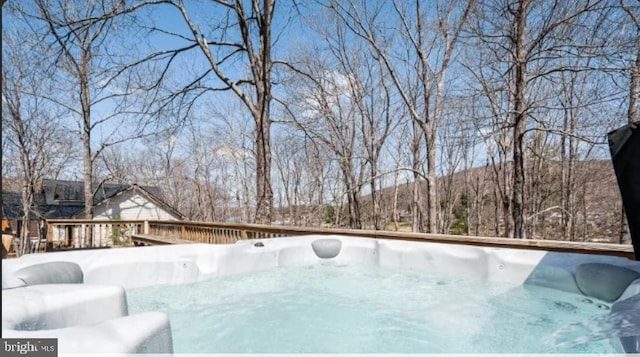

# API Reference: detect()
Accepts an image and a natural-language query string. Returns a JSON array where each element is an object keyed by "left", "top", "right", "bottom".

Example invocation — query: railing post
[
  {"left": 144, "top": 221, "right": 149, "bottom": 235},
  {"left": 241, "top": 229, "right": 248, "bottom": 240},
  {"left": 78, "top": 225, "right": 84, "bottom": 248}
]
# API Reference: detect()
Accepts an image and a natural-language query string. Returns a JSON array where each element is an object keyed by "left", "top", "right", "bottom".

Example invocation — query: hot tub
[{"left": 2, "top": 235, "right": 639, "bottom": 354}]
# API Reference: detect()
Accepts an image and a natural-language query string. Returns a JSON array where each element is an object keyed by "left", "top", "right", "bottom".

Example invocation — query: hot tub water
[{"left": 127, "top": 263, "right": 620, "bottom": 353}]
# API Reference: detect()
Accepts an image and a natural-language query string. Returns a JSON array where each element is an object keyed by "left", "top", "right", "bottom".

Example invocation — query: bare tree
[
  {"left": 97, "top": 0, "right": 279, "bottom": 223},
  {"left": 2, "top": 21, "right": 75, "bottom": 255},
  {"left": 300, "top": 12, "right": 396, "bottom": 229},
  {"left": 437, "top": 99, "right": 479, "bottom": 234},
  {"left": 285, "top": 59, "right": 366, "bottom": 228},
  {"left": 326, "top": 0, "right": 475, "bottom": 233},
  {"left": 272, "top": 129, "right": 336, "bottom": 227},
  {"left": 213, "top": 106, "right": 257, "bottom": 222},
  {"left": 11, "top": 0, "right": 162, "bottom": 249},
  {"left": 354, "top": 56, "right": 395, "bottom": 230},
  {"left": 463, "top": 57, "right": 514, "bottom": 237},
  {"left": 272, "top": 131, "right": 302, "bottom": 225},
  {"left": 468, "top": 0, "right": 608, "bottom": 238},
  {"left": 619, "top": 0, "right": 640, "bottom": 125}
]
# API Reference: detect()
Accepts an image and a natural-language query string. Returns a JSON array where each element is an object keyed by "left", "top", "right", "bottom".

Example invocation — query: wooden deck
[
  {"left": 131, "top": 234, "right": 197, "bottom": 246},
  {"left": 46, "top": 219, "right": 636, "bottom": 260},
  {"left": 146, "top": 221, "right": 636, "bottom": 259}
]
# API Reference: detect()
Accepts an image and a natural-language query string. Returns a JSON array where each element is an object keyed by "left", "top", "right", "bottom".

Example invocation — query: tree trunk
[
  {"left": 493, "top": 178, "right": 500, "bottom": 237},
  {"left": 253, "top": 0, "right": 274, "bottom": 223},
  {"left": 560, "top": 106, "right": 569, "bottom": 240},
  {"left": 511, "top": 0, "right": 528, "bottom": 239},
  {"left": 475, "top": 174, "right": 483, "bottom": 236},
  {"left": 81, "top": 71, "right": 94, "bottom": 246},
  {"left": 425, "top": 139, "right": 438, "bottom": 233},
  {"left": 464, "top": 162, "right": 471, "bottom": 236},
  {"left": 350, "top": 190, "right": 362, "bottom": 229},
  {"left": 392, "top": 168, "right": 400, "bottom": 231},
  {"left": 370, "top": 161, "right": 381, "bottom": 230},
  {"left": 254, "top": 104, "right": 273, "bottom": 223},
  {"left": 411, "top": 122, "right": 423, "bottom": 232},
  {"left": 629, "top": 49, "right": 639, "bottom": 124},
  {"left": 342, "top": 162, "right": 362, "bottom": 229},
  {"left": 19, "top": 186, "right": 33, "bottom": 256}
]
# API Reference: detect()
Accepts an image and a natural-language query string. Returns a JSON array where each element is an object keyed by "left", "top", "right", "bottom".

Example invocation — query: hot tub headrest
[
  {"left": 575, "top": 263, "right": 640, "bottom": 303},
  {"left": 311, "top": 239, "right": 342, "bottom": 259},
  {"left": 13, "top": 261, "right": 84, "bottom": 286}
]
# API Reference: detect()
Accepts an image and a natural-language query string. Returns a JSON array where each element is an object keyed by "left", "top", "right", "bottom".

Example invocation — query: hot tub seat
[
  {"left": 13, "top": 261, "right": 83, "bottom": 286},
  {"left": 2, "top": 312, "right": 172, "bottom": 354},
  {"left": 2, "top": 283, "right": 173, "bottom": 354}
]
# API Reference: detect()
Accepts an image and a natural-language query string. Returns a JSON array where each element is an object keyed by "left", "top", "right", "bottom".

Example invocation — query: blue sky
[{"left": 2, "top": 0, "right": 631, "bottom": 186}]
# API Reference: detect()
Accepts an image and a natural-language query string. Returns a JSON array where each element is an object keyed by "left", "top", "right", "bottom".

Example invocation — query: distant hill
[{"left": 362, "top": 159, "right": 626, "bottom": 243}]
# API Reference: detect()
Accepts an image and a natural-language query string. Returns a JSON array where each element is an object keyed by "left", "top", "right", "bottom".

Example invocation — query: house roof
[
  {"left": 2, "top": 192, "right": 32, "bottom": 219},
  {"left": 40, "top": 179, "right": 165, "bottom": 205},
  {"left": 1, "top": 191, "right": 85, "bottom": 220},
  {"left": 2, "top": 180, "right": 183, "bottom": 220},
  {"left": 82, "top": 184, "right": 186, "bottom": 220}
]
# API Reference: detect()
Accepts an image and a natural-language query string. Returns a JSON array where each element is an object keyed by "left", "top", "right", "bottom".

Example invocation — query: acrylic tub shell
[{"left": 2, "top": 235, "right": 639, "bottom": 354}]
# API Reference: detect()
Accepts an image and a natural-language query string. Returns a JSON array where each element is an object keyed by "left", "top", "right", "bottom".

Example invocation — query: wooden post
[{"left": 79, "top": 225, "right": 84, "bottom": 248}]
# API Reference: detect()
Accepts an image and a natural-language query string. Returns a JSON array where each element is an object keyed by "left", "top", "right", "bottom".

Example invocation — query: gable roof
[
  {"left": 2, "top": 180, "right": 183, "bottom": 220},
  {"left": 40, "top": 179, "right": 165, "bottom": 205},
  {"left": 1, "top": 192, "right": 36, "bottom": 220},
  {"left": 82, "top": 184, "right": 186, "bottom": 220}
]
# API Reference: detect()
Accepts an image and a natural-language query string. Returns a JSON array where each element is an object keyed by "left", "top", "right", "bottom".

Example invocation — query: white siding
[{"left": 92, "top": 191, "right": 179, "bottom": 221}]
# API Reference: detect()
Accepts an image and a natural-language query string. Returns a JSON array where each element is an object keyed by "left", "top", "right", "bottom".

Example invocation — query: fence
[
  {"left": 47, "top": 220, "right": 144, "bottom": 250},
  {"left": 44, "top": 219, "right": 635, "bottom": 258}
]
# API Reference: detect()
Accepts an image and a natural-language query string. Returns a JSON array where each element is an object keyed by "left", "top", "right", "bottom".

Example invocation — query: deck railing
[
  {"left": 46, "top": 220, "right": 144, "bottom": 250},
  {"left": 148, "top": 221, "right": 301, "bottom": 243},
  {"left": 44, "top": 219, "right": 635, "bottom": 259}
]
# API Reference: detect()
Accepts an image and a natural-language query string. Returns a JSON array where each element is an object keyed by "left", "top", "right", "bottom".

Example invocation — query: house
[
  {"left": 88, "top": 184, "right": 184, "bottom": 221},
  {"left": 2, "top": 179, "right": 185, "bottom": 248},
  {"left": 1, "top": 191, "right": 44, "bottom": 238}
]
